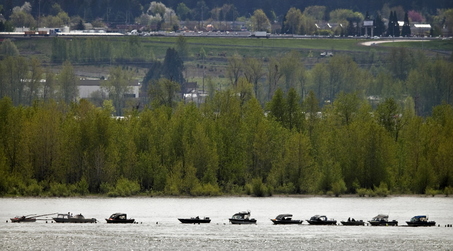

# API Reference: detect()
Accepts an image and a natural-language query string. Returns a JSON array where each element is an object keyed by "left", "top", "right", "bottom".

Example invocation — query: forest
[
  {"left": 0, "top": 84, "right": 452, "bottom": 197},
  {"left": 0, "top": 37, "right": 452, "bottom": 197}
]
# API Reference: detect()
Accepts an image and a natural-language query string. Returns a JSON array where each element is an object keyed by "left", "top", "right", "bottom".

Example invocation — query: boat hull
[
  {"left": 10, "top": 218, "right": 36, "bottom": 223},
  {"left": 271, "top": 219, "right": 302, "bottom": 225},
  {"left": 369, "top": 221, "right": 398, "bottom": 226},
  {"left": 229, "top": 219, "right": 257, "bottom": 224},
  {"left": 341, "top": 221, "right": 365, "bottom": 226},
  {"left": 307, "top": 220, "right": 337, "bottom": 225},
  {"left": 106, "top": 219, "right": 135, "bottom": 224},
  {"left": 178, "top": 218, "right": 211, "bottom": 224},
  {"left": 53, "top": 218, "right": 96, "bottom": 223},
  {"left": 406, "top": 221, "right": 436, "bottom": 227}
]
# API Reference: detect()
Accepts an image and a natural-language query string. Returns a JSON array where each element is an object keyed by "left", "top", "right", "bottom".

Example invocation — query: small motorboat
[
  {"left": 106, "top": 213, "right": 135, "bottom": 223},
  {"left": 271, "top": 214, "right": 303, "bottom": 225},
  {"left": 368, "top": 214, "right": 398, "bottom": 226},
  {"left": 229, "top": 211, "right": 257, "bottom": 224},
  {"left": 53, "top": 212, "right": 96, "bottom": 223},
  {"left": 178, "top": 216, "right": 211, "bottom": 224},
  {"left": 10, "top": 215, "right": 37, "bottom": 223},
  {"left": 406, "top": 215, "right": 436, "bottom": 227},
  {"left": 10, "top": 213, "right": 56, "bottom": 223},
  {"left": 341, "top": 217, "right": 365, "bottom": 226},
  {"left": 306, "top": 215, "right": 337, "bottom": 225}
]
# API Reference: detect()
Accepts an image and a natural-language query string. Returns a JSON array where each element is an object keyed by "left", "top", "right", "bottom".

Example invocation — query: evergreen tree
[
  {"left": 402, "top": 12, "right": 411, "bottom": 37},
  {"left": 387, "top": 11, "right": 395, "bottom": 36},
  {"left": 374, "top": 13, "right": 385, "bottom": 36},
  {"left": 76, "top": 19, "right": 85, "bottom": 30},
  {"left": 394, "top": 12, "right": 400, "bottom": 37},
  {"left": 161, "top": 48, "right": 184, "bottom": 85}
]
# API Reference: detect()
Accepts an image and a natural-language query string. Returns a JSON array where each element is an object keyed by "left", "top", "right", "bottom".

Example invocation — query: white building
[{"left": 78, "top": 79, "right": 140, "bottom": 99}]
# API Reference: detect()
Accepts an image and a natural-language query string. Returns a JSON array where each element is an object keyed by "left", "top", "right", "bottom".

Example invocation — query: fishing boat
[
  {"left": 306, "top": 215, "right": 337, "bottom": 225},
  {"left": 10, "top": 215, "right": 37, "bottom": 223},
  {"left": 271, "top": 214, "right": 303, "bottom": 225},
  {"left": 340, "top": 217, "right": 365, "bottom": 226},
  {"left": 368, "top": 214, "right": 398, "bottom": 226},
  {"left": 53, "top": 213, "right": 96, "bottom": 223},
  {"left": 105, "top": 213, "right": 135, "bottom": 223},
  {"left": 406, "top": 215, "right": 436, "bottom": 227},
  {"left": 229, "top": 211, "right": 257, "bottom": 224},
  {"left": 178, "top": 216, "right": 211, "bottom": 224},
  {"left": 10, "top": 213, "right": 56, "bottom": 223}
]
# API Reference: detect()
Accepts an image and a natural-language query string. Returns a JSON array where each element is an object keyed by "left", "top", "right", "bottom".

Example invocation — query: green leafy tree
[
  {"left": 251, "top": 9, "right": 270, "bottom": 32},
  {"left": 176, "top": 2, "right": 191, "bottom": 20},
  {"left": 58, "top": 61, "right": 79, "bottom": 104},
  {"left": 102, "top": 67, "right": 132, "bottom": 116},
  {"left": 267, "top": 88, "right": 286, "bottom": 125},
  {"left": 226, "top": 53, "right": 243, "bottom": 88},
  {"left": 149, "top": 78, "right": 181, "bottom": 108},
  {"left": 2, "top": 56, "right": 28, "bottom": 105},
  {"left": 0, "top": 39, "right": 19, "bottom": 57},
  {"left": 284, "top": 7, "right": 303, "bottom": 34},
  {"left": 26, "top": 57, "right": 43, "bottom": 105},
  {"left": 266, "top": 57, "right": 283, "bottom": 100},
  {"left": 175, "top": 35, "right": 189, "bottom": 60},
  {"left": 303, "top": 6, "right": 326, "bottom": 21},
  {"left": 243, "top": 57, "right": 264, "bottom": 98}
]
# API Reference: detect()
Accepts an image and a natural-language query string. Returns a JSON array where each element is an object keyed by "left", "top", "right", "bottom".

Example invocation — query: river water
[{"left": 1, "top": 196, "right": 452, "bottom": 250}]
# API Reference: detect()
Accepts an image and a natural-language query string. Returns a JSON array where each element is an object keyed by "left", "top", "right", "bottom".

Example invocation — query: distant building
[
  {"left": 181, "top": 81, "right": 208, "bottom": 104},
  {"left": 412, "top": 23, "right": 431, "bottom": 36},
  {"left": 78, "top": 79, "right": 140, "bottom": 99}
]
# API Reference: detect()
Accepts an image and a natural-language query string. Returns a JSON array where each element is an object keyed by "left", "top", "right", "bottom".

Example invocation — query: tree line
[
  {"left": 0, "top": 87, "right": 452, "bottom": 197},
  {"left": 2, "top": 1, "right": 452, "bottom": 36},
  {"left": 1, "top": 37, "right": 452, "bottom": 117}
]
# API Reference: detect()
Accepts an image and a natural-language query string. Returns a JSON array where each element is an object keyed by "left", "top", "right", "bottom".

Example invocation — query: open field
[{"left": 10, "top": 36, "right": 452, "bottom": 81}]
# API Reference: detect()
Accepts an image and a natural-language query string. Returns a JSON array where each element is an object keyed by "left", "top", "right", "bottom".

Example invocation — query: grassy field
[
  {"left": 10, "top": 36, "right": 452, "bottom": 81},
  {"left": 13, "top": 36, "right": 452, "bottom": 62}
]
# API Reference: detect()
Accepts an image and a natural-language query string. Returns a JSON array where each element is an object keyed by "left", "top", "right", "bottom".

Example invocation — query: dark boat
[
  {"left": 368, "top": 214, "right": 398, "bottom": 226},
  {"left": 10, "top": 215, "right": 37, "bottom": 223},
  {"left": 53, "top": 213, "right": 97, "bottom": 223},
  {"left": 178, "top": 216, "right": 211, "bottom": 224},
  {"left": 271, "top": 214, "right": 303, "bottom": 225},
  {"left": 306, "top": 215, "right": 337, "bottom": 225},
  {"left": 229, "top": 211, "right": 257, "bottom": 224},
  {"left": 406, "top": 215, "right": 436, "bottom": 227},
  {"left": 10, "top": 213, "right": 56, "bottom": 223},
  {"left": 106, "top": 213, "right": 135, "bottom": 224},
  {"left": 341, "top": 217, "right": 365, "bottom": 226}
]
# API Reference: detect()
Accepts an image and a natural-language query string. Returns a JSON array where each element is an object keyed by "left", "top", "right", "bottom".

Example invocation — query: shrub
[
  {"left": 107, "top": 178, "right": 141, "bottom": 197},
  {"left": 274, "top": 183, "right": 296, "bottom": 194},
  {"left": 251, "top": 178, "right": 270, "bottom": 197},
  {"left": 356, "top": 188, "right": 367, "bottom": 197},
  {"left": 75, "top": 178, "right": 89, "bottom": 195},
  {"left": 374, "top": 182, "right": 390, "bottom": 197},
  {"left": 425, "top": 187, "right": 440, "bottom": 197},
  {"left": 191, "top": 183, "right": 221, "bottom": 196},
  {"left": 444, "top": 186, "right": 453, "bottom": 197},
  {"left": 49, "top": 182, "right": 71, "bottom": 197},
  {"left": 365, "top": 189, "right": 376, "bottom": 197},
  {"left": 332, "top": 179, "right": 347, "bottom": 197},
  {"left": 24, "top": 180, "right": 43, "bottom": 196}
]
